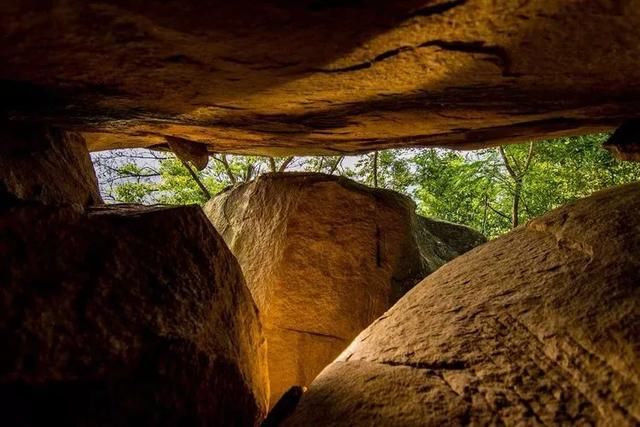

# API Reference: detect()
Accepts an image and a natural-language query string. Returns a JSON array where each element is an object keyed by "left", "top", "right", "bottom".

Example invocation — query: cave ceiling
[{"left": 1, "top": 0, "right": 639, "bottom": 155}]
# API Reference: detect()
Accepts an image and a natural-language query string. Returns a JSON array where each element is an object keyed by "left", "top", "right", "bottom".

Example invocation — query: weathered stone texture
[
  {"left": 1, "top": 1, "right": 640, "bottom": 154},
  {"left": 0, "top": 203, "right": 268, "bottom": 426},
  {"left": 205, "top": 172, "right": 485, "bottom": 405},
  {"left": 285, "top": 182, "right": 640, "bottom": 426}
]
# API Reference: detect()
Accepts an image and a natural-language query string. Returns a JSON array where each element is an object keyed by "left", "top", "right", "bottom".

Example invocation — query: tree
[
  {"left": 303, "top": 155, "right": 345, "bottom": 175},
  {"left": 413, "top": 148, "right": 505, "bottom": 235},
  {"left": 498, "top": 142, "right": 534, "bottom": 228},
  {"left": 346, "top": 150, "right": 414, "bottom": 194},
  {"left": 268, "top": 156, "right": 295, "bottom": 173}
]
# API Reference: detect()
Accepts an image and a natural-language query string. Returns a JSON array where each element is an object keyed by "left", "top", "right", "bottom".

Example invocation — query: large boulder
[
  {"left": 0, "top": 203, "right": 269, "bottom": 426},
  {"left": 286, "top": 182, "right": 640, "bottom": 426},
  {"left": 204, "top": 173, "right": 485, "bottom": 405},
  {"left": 0, "top": 122, "right": 102, "bottom": 206}
]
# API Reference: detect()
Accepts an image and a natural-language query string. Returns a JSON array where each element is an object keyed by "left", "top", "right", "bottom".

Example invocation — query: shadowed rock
[
  {"left": 0, "top": 122, "right": 102, "bottom": 206},
  {"left": 604, "top": 120, "right": 640, "bottom": 161},
  {"left": 0, "top": 203, "right": 269, "bottom": 426},
  {"left": 204, "top": 172, "right": 485, "bottom": 405},
  {"left": 261, "top": 386, "right": 306, "bottom": 427},
  {"left": 285, "top": 182, "right": 640, "bottom": 426}
]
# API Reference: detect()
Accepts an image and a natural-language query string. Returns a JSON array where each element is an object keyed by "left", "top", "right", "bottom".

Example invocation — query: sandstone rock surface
[
  {"left": 0, "top": 203, "right": 268, "bottom": 426},
  {"left": 2, "top": 1, "right": 640, "bottom": 154},
  {"left": 204, "top": 172, "right": 485, "bottom": 405},
  {"left": 0, "top": 122, "right": 102, "bottom": 206},
  {"left": 285, "top": 182, "right": 640, "bottom": 426}
]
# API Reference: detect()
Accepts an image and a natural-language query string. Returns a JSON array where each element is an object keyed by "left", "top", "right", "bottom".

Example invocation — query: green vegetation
[
  {"left": 92, "top": 133, "right": 640, "bottom": 237},
  {"left": 410, "top": 135, "right": 640, "bottom": 236}
]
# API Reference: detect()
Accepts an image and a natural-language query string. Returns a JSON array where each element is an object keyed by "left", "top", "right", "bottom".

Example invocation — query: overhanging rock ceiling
[{"left": 1, "top": 0, "right": 639, "bottom": 155}]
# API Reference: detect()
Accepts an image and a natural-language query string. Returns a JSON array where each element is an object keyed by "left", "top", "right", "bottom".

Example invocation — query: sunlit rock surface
[
  {"left": 285, "top": 182, "right": 640, "bottom": 426},
  {"left": 204, "top": 172, "right": 485, "bottom": 405},
  {"left": 1, "top": 1, "right": 640, "bottom": 154},
  {"left": 0, "top": 203, "right": 269, "bottom": 426}
]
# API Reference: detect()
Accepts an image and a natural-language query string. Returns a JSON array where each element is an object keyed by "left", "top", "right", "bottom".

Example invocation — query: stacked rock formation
[
  {"left": 204, "top": 173, "right": 485, "bottom": 405},
  {"left": 285, "top": 182, "right": 640, "bottom": 426}
]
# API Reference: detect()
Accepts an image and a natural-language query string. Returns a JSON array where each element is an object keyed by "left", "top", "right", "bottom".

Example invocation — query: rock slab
[
  {"left": 286, "top": 182, "right": 640, "bottom": 426},
  {"left": 205, "top": 172, "right": 485, "bottom": 405},
  {"left": 3, "top": 1, "right": 640, "bottom": 154}
]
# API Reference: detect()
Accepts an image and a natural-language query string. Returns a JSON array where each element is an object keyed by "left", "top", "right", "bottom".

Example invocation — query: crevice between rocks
[
  {"left": 359, "top": 358, "right": 469, "bottom": 371},
  {"left": 310, "top": 39, "right": 519, "bottom": 77},
  {"left": 279, "top": 327, "right": 346, "bottom": 342},
  {"left": 404, "top": 0, "right": 468, "bottom": 19}
]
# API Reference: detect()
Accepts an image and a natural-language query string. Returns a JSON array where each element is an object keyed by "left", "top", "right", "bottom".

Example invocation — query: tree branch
[
  {"left": 278, "top": 156, "right": 295, "bottom": 172},
  {"left": 268, "top": 157, "right": 277, "bottom": 173},
  {"left": 180, "top": 158, "right": 211, "bottom": 200},
  {"left": 373, "top": 151, "right": 379, "bottom": 187},
  {"left": 523, "top": 141, "right": 535, "bottom": 173},
  {"left": 487, "top": 203, "right": 510, "bottom": 220},
  {"left": 329, "top": 156, "right": 344, "bottom": 175},
  {"left": 498, "top": 146, "right": 518, "bottom": 180},
  {"left": 212, "top": 154, "right": 237, "bottom": 184}
]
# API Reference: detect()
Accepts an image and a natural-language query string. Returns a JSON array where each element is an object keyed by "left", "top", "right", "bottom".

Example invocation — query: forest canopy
[{"left": 92, "top": 133, "right": 640, "bottom": 237}]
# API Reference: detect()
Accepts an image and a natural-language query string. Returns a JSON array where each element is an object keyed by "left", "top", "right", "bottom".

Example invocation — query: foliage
[
  {"left": 345, "top": 150, "right": 414, "bottom": 194},
  {"left": 92, "top": 134, "right": 640, "bottom": 237},
  {"left": 302, "top": 155, "right": 346, "bottom": 175},
  {"left": 92, "top": 151, "right": 298, "bottom": 205},
  {"left": 412, "top": 149, "right": 503, "bottom": 234},
  {"left": 412, "top": 134, "right": 640, "bottom": 236}
]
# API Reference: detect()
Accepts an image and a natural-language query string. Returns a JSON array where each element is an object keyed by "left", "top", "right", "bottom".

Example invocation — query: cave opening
[{"left": 1, "top": 1, "right": 640, "bottom": 425}]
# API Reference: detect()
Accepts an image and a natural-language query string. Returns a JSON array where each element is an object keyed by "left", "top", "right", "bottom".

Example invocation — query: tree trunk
[
  {"left": 217, "top": 154, "right": 237, "bottom": 184},
  {"left": 373, "top": 151, "right": 379, "bottom": 187},
  {"left": 180, "top": 158, "right": 211, "bottom": 200},
  {"left": 278, "top": 156, "right": 295, "bottom": 172},
  {"left": 512, "top": 180, "right": 521, "bottom": 228},
  {"left": 499, "top": 144, "right": 534, "bottom": 229},
  {"left": 328, "top": 156, "right": 344, "bottom": 175},
  {"left": 482, "top": 193, "right": 488, "bottom": 234}
]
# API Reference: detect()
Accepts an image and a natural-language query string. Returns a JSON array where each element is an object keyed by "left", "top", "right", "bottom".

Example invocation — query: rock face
[
  {"left": 204, "top": 173, "right": 485, "bottom": 405},
  {"left": 2, "top": 1, "right": 640, "bottom": 154},
  {"left": 0, "top": 121, "right": 102, "bottom": 206},
  {"left": 0, "top": 203, "right": 269, "bottom": 425},
  {"left": 285, "top": 183, "right": 640, "bottom": 426},
  {"left": 604, "top": 120, "right": 640, "bottom": 162}
]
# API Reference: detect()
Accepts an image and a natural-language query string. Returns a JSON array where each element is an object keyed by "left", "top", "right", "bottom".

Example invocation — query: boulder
[
  {"left": 0, "top": 122, "right": 102, "bottom": 206},
  {"left": 415, "top": 215, "right": 487, "bottom": 280},
  {"left": 204, "top": 172, "right": 485, "bottom": 405},
  {"left": 0, "top": 203, "right": 268, "bottom": 426},
  {"left": 285, "top": 183, "right": 640, "bottom": 426}
]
